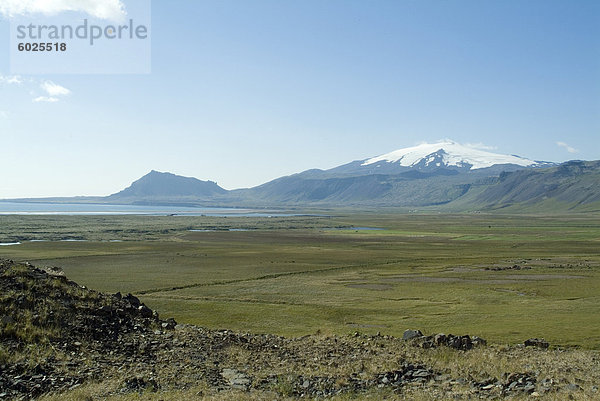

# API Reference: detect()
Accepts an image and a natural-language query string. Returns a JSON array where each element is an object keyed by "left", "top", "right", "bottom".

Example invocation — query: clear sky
[{"left": 0, "top": 0, "right": 599, "bottom": 197}]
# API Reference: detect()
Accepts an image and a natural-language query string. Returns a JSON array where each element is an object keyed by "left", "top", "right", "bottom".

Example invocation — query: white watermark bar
[{"left": 9, "top": 0, "right": 151, "bottom": 74}]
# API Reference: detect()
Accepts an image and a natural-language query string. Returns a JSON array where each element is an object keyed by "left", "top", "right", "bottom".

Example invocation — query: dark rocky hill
[
  {"left": 0, "top": 259, "right": 175, "bottom": 398},
  {"left": 107, "top": 170, "right": 226, "bottom": 203}
]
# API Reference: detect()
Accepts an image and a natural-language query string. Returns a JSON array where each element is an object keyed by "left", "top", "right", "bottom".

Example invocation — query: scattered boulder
[
  {"left": 524, "top": 338, "right": 549, "bottom": 349},
  {"left": 475, "top": 377, "right": 500, "bottom": 392},
  {"left": 123, "top": 293, "right": 141, "bottom": 308},
  {"left": 402, "top": 329, "right": 423, "bottom": 340},
  {"left": 377, "top": 362, "right": 436, "bottom": 385},
  {"left": 472, "top": 336, "right": 487, "bottom": 346},
  {"left": 40, "top": 265, "right": 65, "bottom": 277},
  {"left": 161, "top": 318, "right": 177, "bottom": 330},
  {"left": 564, "top": 383, "right": 582, "bottom": 392},
  {"left": 138, "top": 305, "right": 153, "bottom": 318},
  {"left": 221, "top": 368, "right": 251, "bottom": 391},
  {"left": 416, "top": 332, "right": 487, "bottom": 351},
  {"left": 123, "top": 376, "right": 159, "bottom": 392},
  {"left": 503, "top": 372, "right": 537, "bottom": 394},
  {"left": 485, "top": 264, "right": 531, "bottom": 271}
]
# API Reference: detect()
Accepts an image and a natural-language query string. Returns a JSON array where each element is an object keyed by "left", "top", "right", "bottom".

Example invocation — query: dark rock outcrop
[{"left": 524, "top": 338, "right": 549, "bottom": 349}]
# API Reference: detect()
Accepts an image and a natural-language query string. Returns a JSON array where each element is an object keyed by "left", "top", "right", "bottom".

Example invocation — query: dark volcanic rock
[
  {"left": 377, "top": 362, "right": 436, "bottom": 385},
  {"left": 485, "top": 264, "right": 531, "bottom": 271},
  {"left": 138, "top": 305, "right": 153, "bottom": 318},
  {"left": 414, "top": 332, "right": 487, "bottom": 351},
  {"left": 503, "top": 372, "right": 537, "bottom": 395},
  {"left": 0, "top": 259, "right": 172, "bottom": 400},
  {"left": 123, "top": 376, "right": 159, "bottom": 393},
  {"left": 524, "top": 338, "right": 549, "bottom": 349},
  {"left": 161, "top": 318, "right": 177, "bottom": 330}
]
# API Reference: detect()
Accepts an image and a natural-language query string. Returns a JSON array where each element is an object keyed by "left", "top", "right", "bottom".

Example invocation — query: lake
[{"left": 0, "top": 202, "right": 301, "bottom": 217}]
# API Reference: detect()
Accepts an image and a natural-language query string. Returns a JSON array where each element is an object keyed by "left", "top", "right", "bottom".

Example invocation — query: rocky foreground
[{"left": 0, "top": 259, "right": 599, "bottom": 400}]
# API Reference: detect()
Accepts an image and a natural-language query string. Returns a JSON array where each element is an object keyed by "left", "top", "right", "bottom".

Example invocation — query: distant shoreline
[{"left": 0, "top": 201, "right": 306, "bottom": 217}]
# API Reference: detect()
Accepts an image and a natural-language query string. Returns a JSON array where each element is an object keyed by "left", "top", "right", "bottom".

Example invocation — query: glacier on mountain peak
[{"left": 362, "top": 140, "right": 537, "bottom": 170}]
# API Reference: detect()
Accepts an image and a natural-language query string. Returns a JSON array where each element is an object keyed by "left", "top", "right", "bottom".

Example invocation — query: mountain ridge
[
  {"left": 2, "top": 141, "right": 598, "bottom": 212},
  {"left": 107, "top": 170, "right": 227, "bottom": 203}
]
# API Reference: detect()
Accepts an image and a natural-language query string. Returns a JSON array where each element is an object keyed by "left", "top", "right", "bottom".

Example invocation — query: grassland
[{"left": 1, "top": 212, "right": 599, "bottom": 349}]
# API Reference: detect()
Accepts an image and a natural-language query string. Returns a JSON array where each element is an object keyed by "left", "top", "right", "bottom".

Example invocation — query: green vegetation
[{"left": 1, "top": 213, "right": 599, "bottom": 348}]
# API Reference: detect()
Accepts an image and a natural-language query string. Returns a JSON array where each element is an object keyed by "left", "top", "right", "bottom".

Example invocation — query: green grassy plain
[{"left": 1, "top": 213, "right": 599, "bottom": 348}]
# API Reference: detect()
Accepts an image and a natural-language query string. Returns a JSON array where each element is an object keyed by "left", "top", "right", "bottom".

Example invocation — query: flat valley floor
[{"left": 1, "top": 212, "right": 598, "bottom": 348}]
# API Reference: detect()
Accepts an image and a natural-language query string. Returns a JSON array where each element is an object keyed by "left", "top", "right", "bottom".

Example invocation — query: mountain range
[{"left": 6, "top": 140, "right": 600, "bottom": 212}]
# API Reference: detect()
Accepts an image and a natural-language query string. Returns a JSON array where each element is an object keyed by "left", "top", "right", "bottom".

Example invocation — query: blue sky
[{"left": 0, "top": 0, "right": 599, "bottom": 197}]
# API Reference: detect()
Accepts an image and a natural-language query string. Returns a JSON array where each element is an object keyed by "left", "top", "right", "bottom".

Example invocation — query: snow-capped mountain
[
  {"left": 326, "top": 140, "right": 551, "bottom": 176},
  {"left": 238, "top": 141, "right": 570, "bottom": 207},
  {"left": 362, "top": 140, "right": 538, "bottom": 170}
]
